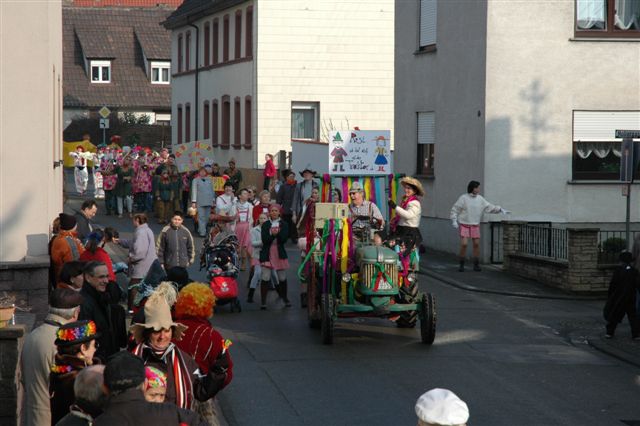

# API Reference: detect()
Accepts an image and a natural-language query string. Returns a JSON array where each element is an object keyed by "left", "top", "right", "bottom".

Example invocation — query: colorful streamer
[
  {"left": 364, "top": 177, "right": 372, "bottom": 202},
  {"left": 340, "top": 218, "right": 349, "bottom": 273},
  {"left": 322, "top": 174, "right": 331, "bottom": 202},
  {"left": 342, "top": 178, "right": 349, "bottom": 203}
]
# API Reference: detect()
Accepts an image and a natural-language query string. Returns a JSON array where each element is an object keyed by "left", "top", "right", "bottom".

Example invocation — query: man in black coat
[
  {"left": 604, "top": 251, "right": 640, "bottom": 339},
  {"left": 95, "top": 352, "right": 206, "bottom": 426},
  {"left": 75, "top": 199, "right": 98, "bottom": 243},
  {"left": 276, "top": 170, "right": 298, "bottom": 243}
]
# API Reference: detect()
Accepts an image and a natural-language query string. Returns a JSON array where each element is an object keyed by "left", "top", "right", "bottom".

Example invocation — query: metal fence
[
  {"left": 490, "top": 222, "right": 504, "bottom": 264},
  {"left": 597, "top": 230, "right": 640, "bottom": 264},
  {"left": 518, "top": 224, "right": 568, "bottom": 261}
]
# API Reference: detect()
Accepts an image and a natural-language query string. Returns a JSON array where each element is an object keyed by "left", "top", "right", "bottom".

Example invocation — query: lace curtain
[
  {"left": 577, "top": 0, "right": 606, "bottom": 29},
  {"left": 615, "top": 0, "right": 640, "bottom": 30},
  {"left": 576, "top": 142, "right": 622, "bottom": 159}
]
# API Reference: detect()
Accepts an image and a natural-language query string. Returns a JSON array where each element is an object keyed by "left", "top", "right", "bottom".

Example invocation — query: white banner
[{"left": 328, "top": 130, "right": 391, "bottom": 175}]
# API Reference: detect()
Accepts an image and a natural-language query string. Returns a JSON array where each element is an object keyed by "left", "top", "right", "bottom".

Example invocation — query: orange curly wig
[{"left": 174, "top": 282, "right": 216, "bottom": 319}]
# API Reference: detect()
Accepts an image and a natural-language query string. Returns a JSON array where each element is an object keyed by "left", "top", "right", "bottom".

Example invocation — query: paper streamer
[
  {"left": 340, "top": 218, "right": 349, "bottom": 273},
  {"left": 364, "top": 177, "right": 372, "bottom": 202},
  {"left": 342, "top": 178, "right": 349, "bottom": 203}
]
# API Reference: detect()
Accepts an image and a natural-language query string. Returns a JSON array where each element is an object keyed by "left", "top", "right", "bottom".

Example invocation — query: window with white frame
[
  {"left": 90, "top": 60, "right": 111, "bottom": 83},
  {"left": 291, "top": 102, "right": 319, "bottom": 140},
  {"left": 151, "top": 62, "right": 170, "bottom": 84},
  {"left": 572, "top": 110, "right": 640, "bottom": 180},
  {"left": 419, "top": 0, "right": 437, "bottom": 49},
  {"left": 417, "top": 111, "right": 435, "bottom": 176}
]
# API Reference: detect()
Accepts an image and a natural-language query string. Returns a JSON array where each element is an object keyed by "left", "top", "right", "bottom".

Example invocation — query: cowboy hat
[
  {"left": 400, "top": 176, "right": 425, "bottom": 196},
  {"left": 349, "top": 181, "right": 364, "bottom": 193},
  {"left": 298, "top": 166, "right": 317, "bottom": 177},
  {"left": 129, "top": 293, "right": 187, "bottom": 343}
]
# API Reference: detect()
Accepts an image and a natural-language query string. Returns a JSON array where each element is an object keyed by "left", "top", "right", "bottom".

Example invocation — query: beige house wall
[{"left": 0, "top": 1, "right": 64, "bottom": 262}]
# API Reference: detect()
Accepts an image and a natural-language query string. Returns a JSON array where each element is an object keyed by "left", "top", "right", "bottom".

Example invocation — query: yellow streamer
[
  {"left": 341, "top": 218, "right": 349, "bottom": 273},
  {"left": 364, "top": 177, "right": 372, "bottom": 201},
  {"left": 390, "top": 177, "right": 397, "bottom": 220}
]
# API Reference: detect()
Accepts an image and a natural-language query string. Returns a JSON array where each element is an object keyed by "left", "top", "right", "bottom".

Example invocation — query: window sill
[
  {"left": 569, "top": 37, "right": 640, "bottom": 42},
  {"left": 567, "top": 180, "right": 640, "bottom": 184},
  {"left": 291, "top": 139, "right": 326, "bottom": 145},
  {"left": 414, "top": 174, "right": 435, "bottom": 180},
  {"left": 414, "top": 45, "right": 437, "bottom": 55}
]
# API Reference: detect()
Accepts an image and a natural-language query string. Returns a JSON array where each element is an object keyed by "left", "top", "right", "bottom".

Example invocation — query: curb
[
  {"left": 586, "top": 336, "right": 640, "bottom": 368},
  {"left": 421, "top": 268, "right": 605, "bottom": 301}
]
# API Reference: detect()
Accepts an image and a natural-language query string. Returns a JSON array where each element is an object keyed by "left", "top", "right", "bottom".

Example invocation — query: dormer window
[
  {"left": 151, "top": 61, "right": 170, "bottom": 84},
  {"left": 90, "top": 60, "right": 111, "bottom": 83}
]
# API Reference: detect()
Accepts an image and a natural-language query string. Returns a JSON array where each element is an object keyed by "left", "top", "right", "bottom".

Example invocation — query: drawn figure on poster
[
  {"left": 374, "top": 135, "right": 388, "bottom": 171},
  {"left": 330, "top": 132, "right": 348, "bottom": 172}
]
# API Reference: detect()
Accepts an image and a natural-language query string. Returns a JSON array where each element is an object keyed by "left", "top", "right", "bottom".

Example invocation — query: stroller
[{"left": 200, "top": 227, "right": 242, "bottom": 312}]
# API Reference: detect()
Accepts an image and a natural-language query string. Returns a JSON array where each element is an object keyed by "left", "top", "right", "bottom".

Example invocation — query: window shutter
[
  {"left": 573, "top": 111, "right": 640, "bottom": 141},
  {"left": 418, "top": 112, "right": 435, "bottom": 145},
  {"left": 420, "top": 0, "right": 437, "bottom": 47}
]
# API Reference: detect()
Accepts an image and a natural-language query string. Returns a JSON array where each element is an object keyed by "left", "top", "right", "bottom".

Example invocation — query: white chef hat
[{"left": 415, "top": 388, "right": 469, "bottom": 426}]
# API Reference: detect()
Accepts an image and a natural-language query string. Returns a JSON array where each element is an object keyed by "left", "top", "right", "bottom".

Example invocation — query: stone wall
[
  {"left": 0, "top": 325, "right": 26, "bottom": 426},
  {"left": 0, "top": 259, "right": 50, "bottom": 322},
  {"left": 503, "top": 222, "right": 612, "bottom": 293}
]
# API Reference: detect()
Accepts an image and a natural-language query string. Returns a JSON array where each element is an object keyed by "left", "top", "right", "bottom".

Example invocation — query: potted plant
[{"left": 0, "top": 293, "right": 16, "bottom": 328}]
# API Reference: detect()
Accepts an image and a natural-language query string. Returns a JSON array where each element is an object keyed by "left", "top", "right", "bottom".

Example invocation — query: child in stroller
[{"left": 200, "top": 222, "right": 242, "bottom": 312}]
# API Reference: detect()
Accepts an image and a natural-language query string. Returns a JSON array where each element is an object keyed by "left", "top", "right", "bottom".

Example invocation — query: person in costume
[
  {"left": 234, "top": 188, "right": 253, "bottom": 270},
  {"left": 215, "top": 181, "right": 237, "bottom": 233},
  {"left": 223, "top": 158, "right": 243, "bottom": 191},
  {"left": 252, "top": 190, "right": 272, "bottom": 225},
  {"left": 348, "top": 181, "right": 384, "bottom": 236},
  {"left": 99, "top": 150, "right": 118, "bottom": 215},
  {"left": 133, "top": 148, "right": 156, "bottom": 213},
  {"left": 260, "top": 204, "right": 290, "bottom": 309},
  {"left": 143, "top": 366, "right": 168, "bottom": 403},
  {"left": 292, "top": 167, "right": 319, "bottom": 225},
  {"left": 69, "top": 146, "right": 93, "bottom": 196},
  {"left": 389, "top": 177, "right": 424, "bottom": 273}
]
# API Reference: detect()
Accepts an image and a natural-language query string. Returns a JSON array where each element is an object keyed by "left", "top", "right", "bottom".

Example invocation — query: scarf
[{"left": 390, "top": 195, "right": 418, "bottom": 233}]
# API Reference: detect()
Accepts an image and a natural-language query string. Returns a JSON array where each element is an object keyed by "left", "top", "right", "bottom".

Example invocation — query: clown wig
[{"left": 174, "top": 282, "right": 216, "bottom": 319}]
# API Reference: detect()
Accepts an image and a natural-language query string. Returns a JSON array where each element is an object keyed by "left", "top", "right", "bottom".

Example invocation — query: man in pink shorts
[{"left": 450, "top": 181, "right": 510, "bottom": 272}]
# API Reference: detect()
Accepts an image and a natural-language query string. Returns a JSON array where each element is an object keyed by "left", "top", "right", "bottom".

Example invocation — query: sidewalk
[{"left": 420, "top": 250, "right": 640, "bottom": 368}]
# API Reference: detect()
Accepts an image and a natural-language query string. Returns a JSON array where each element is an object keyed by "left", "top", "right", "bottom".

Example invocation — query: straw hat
[
  {"left": 400, "top": 176, "right": 425, "bottom": 196},
  {"left": 129, "top": 293, "right": 187, "bottom": 343}
]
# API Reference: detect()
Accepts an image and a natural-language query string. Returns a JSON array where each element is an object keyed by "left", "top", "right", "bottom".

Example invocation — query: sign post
[
  {"left": 99, "top": 106, "right": 111, "bottom": 146},
  {"left": 617, "top": 130, "right": 640, "bottom": 250}
]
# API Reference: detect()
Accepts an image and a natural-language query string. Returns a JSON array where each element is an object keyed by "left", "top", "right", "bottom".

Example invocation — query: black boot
[
  {"left": 458, "top": 258, "right": 465, "bottom": 272},
  {"left": 246, "top": 267, "right": 254, "bottom": 288},
  {"left": 473, "top": 258, "right": 481, "bottom": 272},
  {"left": 278, "top": 280, "right": 292, "bottom": 307},
  {"left": 260, "top": 280, "right": 269, "bottom": 310},
  {"left": 247, "top": 288, "right": 255, "bottom": 303}
]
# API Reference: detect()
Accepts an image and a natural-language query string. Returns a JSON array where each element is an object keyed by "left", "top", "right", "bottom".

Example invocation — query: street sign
[
  {"left": 99, "top": 106, "right": 111, "bottom": 119},
  {"left": 99, "top": 118, "right": 109, "bottom": 129},
  {"left": 615, "top": 129, "right": 640, "bottom": 139}
]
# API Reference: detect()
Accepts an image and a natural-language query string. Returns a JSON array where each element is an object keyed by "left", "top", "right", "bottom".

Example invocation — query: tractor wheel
[
  {"left": 320, "top": 293, "right": 334, "bottom": 345},
  {"left": 396, "top": 279, "right": 419, "bottom": 328},
  {"left": 307, "top": 277, "right": 321, "bottom": 329},
  {"left": 419, "top": 293, "right": 437, "bottom": 345}
]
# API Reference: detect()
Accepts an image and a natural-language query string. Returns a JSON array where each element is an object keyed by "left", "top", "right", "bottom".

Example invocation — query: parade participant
[
  {"left": 20, "top": 289, "right": 82, "bottom": 426},
  {"left": 96, "top": 352, "right": 205, "bottom": 426},
  {"left": 332, "top": 188, "right": 342, "bottom": 203},
  {"left": 296, "top": 187, "right": 319, "bottom": 238},
  {"left": 155, "top": 168, "right": 174, "bottom": 224},
  {"left": 133, "top": 148, "right": 156, "bottom": 213},
  {"left": 263, "top": 153, "right": 276, "bottom": 190},
  {"left": 100, "top": 151, "right": 118, "bottom": 215},
  {"left": 247, "top": 213, "right": 277, "bottom": 303},
  {"left": 260, "top": 204, "right": 291, "bottom": 309},
  {"left": 156, "top": 211, "right": 195, "bottom": 270},
  {"left": 80, "top": 230, "right": 116, "bottom": 283},
  {"left": 252, "top": 190, "right": 272, "bottom": 225},
  {"left": 129, "top": 292, "right": 229, "bottom": 410},
  {"left": 174, "top": 283, "right": 233, "bottom": 423},
  {"left": 292, "top": 167, "right": 319, "bottom": 225},
  {"left": 156, "top": 154, "right": 181, "bottom": 212},
  {"left": 56, "top": 365, "right": 107, "bottom": 426},
  {"left": 143, "top": 366, "right": 167, "bottom": 403},
  {"left": 215, "top": 181, "right": 237, "bottom": 233},
  {"left": 51, "top": 213, "right": 85, "bottom": 282},
  {"left": 450, "top": 180, "right": 509, "bottom": 272},
  {"left": 107, "top": 135, "right": 122, "bottom": 151},
  {"left": 58, "top": 261, "right": 86, "bottom": 291},
  {"left": 348, "top": 181, "right": 384, "bottom": 235},
  {"left": 235, "top": 188, "right": 253, "bottom": 270},
  {"left": 78, "top": 261, "right": 125, "bottom": 360},
  {"left": 276, "top": 170, "right": 298, "bottom": 243},
  {"left": 603, "top": 251, "right": 640, "bottom": 339},
  {"left": 388, "top": 176, "right": 424, "bottom": 272},
  {"left": 93, "top": 147, "right": 106, "bottom": 199},
  {"left": 115, "top": 156, "right": 134, "bottom": 218},
  {"left": 123, "top": 213, "right": 158, "bottom": 310},
  {"left": 49, "top": 320, "right": 100, "bottom": 424},
  {"left": 69, "top": 145, "right": 93, "bottom": 196},
  {"left": 74, "top": 199, "right": 98, "bottom": 243},
  {"left": 223, "top": 158, "right": 243, "bottom": 191},
  {"left": 48, "top": 216, "right": 62, "bottom": 290},
  {"left": 191, "top": 166, "right": 216, "bottom": 238},
  {"left": 415, "top": 388, "right": 469, "bottom": 426}
]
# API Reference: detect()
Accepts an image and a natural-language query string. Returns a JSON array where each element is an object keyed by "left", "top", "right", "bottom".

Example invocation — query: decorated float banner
[
  {"left": 174, "top": 140, "right": 214, "bottom": 172},
  {"left": 63, "top": 141, "right": 97, "bottom": 168},
  {"left": 328, "top": 130, "right": 391, "bottom": 176}
]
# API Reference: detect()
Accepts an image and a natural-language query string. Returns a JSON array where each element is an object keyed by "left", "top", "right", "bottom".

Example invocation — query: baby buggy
[{"left": 200, "top": 228, "right": 242, "bottom": 312}]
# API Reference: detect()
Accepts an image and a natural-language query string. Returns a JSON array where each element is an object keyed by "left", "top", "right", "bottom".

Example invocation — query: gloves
[
  {"left": 388, "top": 199, "right": 396, "bottom": 209},
  {"left": 451, "top": 219, "right": 459, "bottom": 229},
  {"left": 500, "top": 208, "right": 511, "bottom": 214}
]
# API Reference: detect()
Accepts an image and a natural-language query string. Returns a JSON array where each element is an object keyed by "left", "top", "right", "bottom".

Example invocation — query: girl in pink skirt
[
  {"left": 235, "top": 188, "right": 253, "bottom": 270},
  {"left": 259, "top": 204, "right": 290, "bottom": 310}
]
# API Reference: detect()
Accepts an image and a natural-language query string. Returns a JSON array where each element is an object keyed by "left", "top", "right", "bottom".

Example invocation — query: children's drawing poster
[
  {"left": 174, "top": 140, "right": 214, "bottom": 172},
  {"left": 328, "top": 130, "right": 391, "bottom": 176}
]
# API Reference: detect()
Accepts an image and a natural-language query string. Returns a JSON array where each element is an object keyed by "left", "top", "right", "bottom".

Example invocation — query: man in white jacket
[{"left": 450, "top": 181, "right": 509, "bottom": 272}]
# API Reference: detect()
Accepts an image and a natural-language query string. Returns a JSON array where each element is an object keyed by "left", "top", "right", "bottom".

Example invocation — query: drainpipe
[{"left": 189, "top": 23, "right": 200, "bottom": 140}]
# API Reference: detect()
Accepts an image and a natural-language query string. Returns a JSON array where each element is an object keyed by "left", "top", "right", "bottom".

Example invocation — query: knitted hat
[
  {"left": 415, "top": 388, "right": 469, "bottom": 426},
  {"left": 104, "top": 351, "right": 146, "bottom": 392},
  {"left": 49, "top": 288, "right": 83, "bottom": 309},
  {"left": 55, "top": 320, "right": 100, "bottom": 347},
  {"left": 59, "top": 213, "right": 77, "bottom": 231},
  {"left": 129, "top": 292, "right": 187, "bottom": 343},
  {"left": 175, "top": 283, "right": 216, "bottom": 319},
  {"left": 144, "top": 366, "right": 167, "bottom": 390}
]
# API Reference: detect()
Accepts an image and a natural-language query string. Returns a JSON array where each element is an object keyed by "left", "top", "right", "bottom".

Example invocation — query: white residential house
[
  {"left": 162, "top": 0, "right": 394, "bottom": 169},
  {"left": 395, "top": 0, "right": 640, "bottom": 261}
]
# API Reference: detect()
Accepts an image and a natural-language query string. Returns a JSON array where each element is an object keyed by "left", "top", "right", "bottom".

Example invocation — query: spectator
[
  {"left": 263, "top": 154, "right": 276, "bottom": 190},
  {"left": 276, "top": 170, "right": 298, "bottom": 243},
  {"left": 56, "top": 365, "right": 107, "bottom": 426},
  {"left": 95, "top": 352, "right": 205, "bottom": 426},
  {"left": 58, "top": 260, "right": 86, "bottom": 291},
  {"left": 79, "top": 261, "right": 125, "bottom": 360},
  {"left": 19, "top": 289, "right": 82, "bottom": 426},
  {"left": 210, "top": 163, "right": 222, "bottom": 177},
  {"left": 102, "top": 227, "right": 129, "bottom": 275},
  {"left": 120, "top": 214, "right": 158, "bottom": 311},
  {"left": 292, "top": 167, "right": 319, "bottom": 225},
  {"left": 246, "top": 185, "right": 259, "bottom": 207},
  {"left": 143, "top": 366, "right": 167, "bottom": 403},
  {"left": 129, "top": 292, "right": 228, "bottom": 410},
  {"left": 74, "top": 200, "right": 98, "bottom": 243},
  {"left": 80, "top": 230, "right": 116, "bottom": 282},
  {"left": 156, "top": 211, "right": 195, "bottom": 270},
  {"left": 252, "top": 190, "right": 272, "bottom": 225},
  {"left": 604, "top": 251, "right": 640, "bottom": 339},
  {"left": 223, "top": 158, "right": 243, "bottom": 191},
  {"left": 260, "top": 204, "right": 291, "bottom": 309},
  {"left": 51, "top": 213, "right": 85, "bottom": 283},
  {"left": 174, "top": 283, "right": 233, "bottom": 424},
  {"left": 49, "top": 320, "right": 100, "bottom": 424},
  {"left": 247, "top": 213, "right": 278, "bottom": 303},
  {"left": 191, "top": 166, "right": 216, "bottom": 238},
  {"left": 415, "top": 388, "right": 469, "bottom": 426}
]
